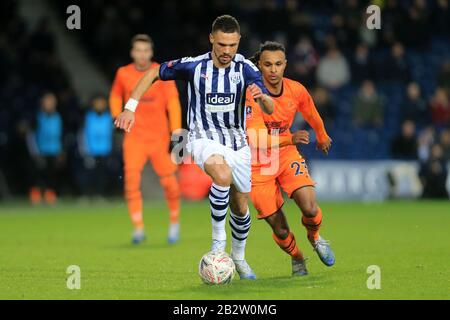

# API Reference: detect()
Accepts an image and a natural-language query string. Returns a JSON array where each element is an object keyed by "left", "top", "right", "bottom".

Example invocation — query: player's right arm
[
  {"left": 115, "top": 58, "right": 192, "bottom": 132},
  {"left": 114, "top": 66, "right": 160, "bottom": 132},
  {"left": 130, "top": 66, "right": 161, "bottom": 102}
]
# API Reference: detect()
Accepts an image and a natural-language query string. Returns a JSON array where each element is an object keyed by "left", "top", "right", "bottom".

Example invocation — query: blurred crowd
[
  {"left": 1, "top": 0, "right": 449, "bottom": 200},
  {"left": 0, "top": 0, "right": 123, "bottom": 201}
]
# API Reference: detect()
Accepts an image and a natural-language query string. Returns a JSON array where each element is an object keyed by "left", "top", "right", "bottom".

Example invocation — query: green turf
[{"left": 0, "top": 200, "right": 449, "bottom": 300}]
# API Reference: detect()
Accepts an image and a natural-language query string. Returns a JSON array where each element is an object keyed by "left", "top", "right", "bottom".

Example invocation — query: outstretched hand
[
  {"left": 248, "top": 83, "right": 263, "bottom": 100},
  {"left": 114, "top": 109, "right": 135, "bottom": 133}
]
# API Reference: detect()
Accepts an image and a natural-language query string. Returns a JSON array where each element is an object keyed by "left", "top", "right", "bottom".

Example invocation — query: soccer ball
[{"left": 198, "top": 251, "right": 235, "bottom": 285}]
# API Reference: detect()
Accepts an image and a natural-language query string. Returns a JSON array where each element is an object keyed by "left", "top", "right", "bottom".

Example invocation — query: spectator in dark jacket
[
  {"left": 403, "top": 0, "right": 431, "bottom": 49},
  {"left": 402, "top": 82, "right": 428, "bottom": 125},
  {"left": 351, "top": 43, "right": 373, "bottom": 85},
  {"left": 289, "top": 37, "right": 319, "bottom": 87},
  {"left": 391, "top": 120, "right": 418, "bottom": 159},
  {"left": 382, "top": 42, "right": 411, "bottom": 82},
  {"left": 419, "top": 143, "right": 448, "bottom": 198}
]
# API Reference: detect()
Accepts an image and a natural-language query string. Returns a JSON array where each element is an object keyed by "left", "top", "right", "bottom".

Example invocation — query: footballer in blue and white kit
[
  {"left": 159, "top": 52, "right": 267, "bottom": 193},
  {"left": 115, "top": 15, "right": 274, "bottom": 280}
]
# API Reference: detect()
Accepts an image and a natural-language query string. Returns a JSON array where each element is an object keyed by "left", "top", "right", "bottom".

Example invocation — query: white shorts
[{"left": 186, "top": 138, "right": 251, "bottom": 193}]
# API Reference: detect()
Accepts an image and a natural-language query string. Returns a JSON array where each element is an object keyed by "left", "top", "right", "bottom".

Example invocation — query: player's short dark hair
[
  {"left": 212, "top": 15, "right": 240, "bottom": 34},
  {"left": 131, "top": 34, "right": 154, "bottom": 49},
  {"left": 249, "top": 41, "right": 286, "bottom": 64}
]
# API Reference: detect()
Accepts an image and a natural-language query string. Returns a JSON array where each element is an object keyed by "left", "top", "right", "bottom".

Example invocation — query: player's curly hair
[
  {"left": 249, "top": 41, "right": 286, "bottom": 64},
  {"left": 212, "top": 15, "right": 240, "bottom": 34}
]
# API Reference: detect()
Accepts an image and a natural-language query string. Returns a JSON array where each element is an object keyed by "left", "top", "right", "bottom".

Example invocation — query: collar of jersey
[{"left": 268, "top": 80, "right": 284, "bottom": 98}]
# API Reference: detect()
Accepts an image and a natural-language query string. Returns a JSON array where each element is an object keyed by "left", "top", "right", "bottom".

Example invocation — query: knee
[
  {"left": 125, "top": 187, "right": 140, "bottom": 199},
  {"left": 124, "top": 168, "right": 139, "bottom": 182},
  {"left": 212, "top": 166, "right": 232, "bottom": 187},
  {"left": 229, "top": 199, "right": 248, "bottom": 217},
  {"left": 160, "top": 175, "right": 179, "bottom": 190},
  {"left": 301, "top": 201, "right": 318, "bottom": 218},
  {"left": 160, "top": 175, "right": 180, "bottom": 198},
  {"left": 274, "top": 225, "right": 290, "bottom": 240},
  {"left": 124, "top": 170, "right": 141, "bottom": 193},
  {"left": 232, "top": 204, "right": 247, "bottom": 216}
]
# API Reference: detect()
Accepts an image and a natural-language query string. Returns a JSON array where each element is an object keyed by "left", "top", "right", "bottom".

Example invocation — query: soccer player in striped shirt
[{"left": 115, "top": 15, "right": 274, "bottom": 279}]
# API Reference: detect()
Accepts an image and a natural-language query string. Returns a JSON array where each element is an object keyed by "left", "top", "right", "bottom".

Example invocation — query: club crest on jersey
[
  {"left": 167, "top": 59, "right": 180, "bottom": 68},
  {"left": 246, "top": 106, "right": 252, "bottom": 118},
  {"left": 230, "top": 73, "right": 241, "bottom": 84},
  {"left": 206, "top": 93, "right": 235, "bottom": 112}
]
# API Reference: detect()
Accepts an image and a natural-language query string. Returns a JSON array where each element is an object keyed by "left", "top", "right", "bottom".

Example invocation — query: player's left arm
[{"left": 298, "top": 86, "right": 332, "bottom": 155}]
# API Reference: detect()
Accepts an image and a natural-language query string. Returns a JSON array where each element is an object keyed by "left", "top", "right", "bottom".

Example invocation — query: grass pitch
[{"left": 0, "top": 200, "right": 448, "bottom": 300}]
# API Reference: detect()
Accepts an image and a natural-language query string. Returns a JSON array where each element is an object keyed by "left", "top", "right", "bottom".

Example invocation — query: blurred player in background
[
  {"left": 28, "top": 92, "right": 63, "bottom": 205},
  {"left": 110, "top": 34, "right": 182, "bottom": 244},
  {"left": 115, "top": 16, "right": 274, "bottom": 279},
  {"left": 247, "top": 42, "right": 335, "bottom": 276}
]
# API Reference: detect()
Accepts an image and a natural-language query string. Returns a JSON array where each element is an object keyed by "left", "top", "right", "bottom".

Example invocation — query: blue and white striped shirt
[{"left": 159, "top": 52, "right": 268, "bottom": 151}]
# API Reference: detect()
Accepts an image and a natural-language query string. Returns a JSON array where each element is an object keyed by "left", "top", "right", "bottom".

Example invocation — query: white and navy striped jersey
[{"left": 159, "top": 52, "right": 268, "bottom": 151}]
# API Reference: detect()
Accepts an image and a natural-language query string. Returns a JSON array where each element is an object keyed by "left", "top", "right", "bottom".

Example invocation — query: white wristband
[{"left": 124, "top": 98, "right": 139, "bottom": 112}]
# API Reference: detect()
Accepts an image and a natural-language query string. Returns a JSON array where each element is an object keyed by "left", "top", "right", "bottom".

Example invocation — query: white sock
[
  {"left": 229, "top": 208, "right": 251, "bottom": 261},
  {"left": 209, "top": 183, "right": 229, "bottom": 241}
]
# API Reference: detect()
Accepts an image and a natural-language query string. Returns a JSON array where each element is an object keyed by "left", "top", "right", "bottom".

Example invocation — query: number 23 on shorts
[{"left": 290, "top": 160, "right": 307, "bottom": 176}]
